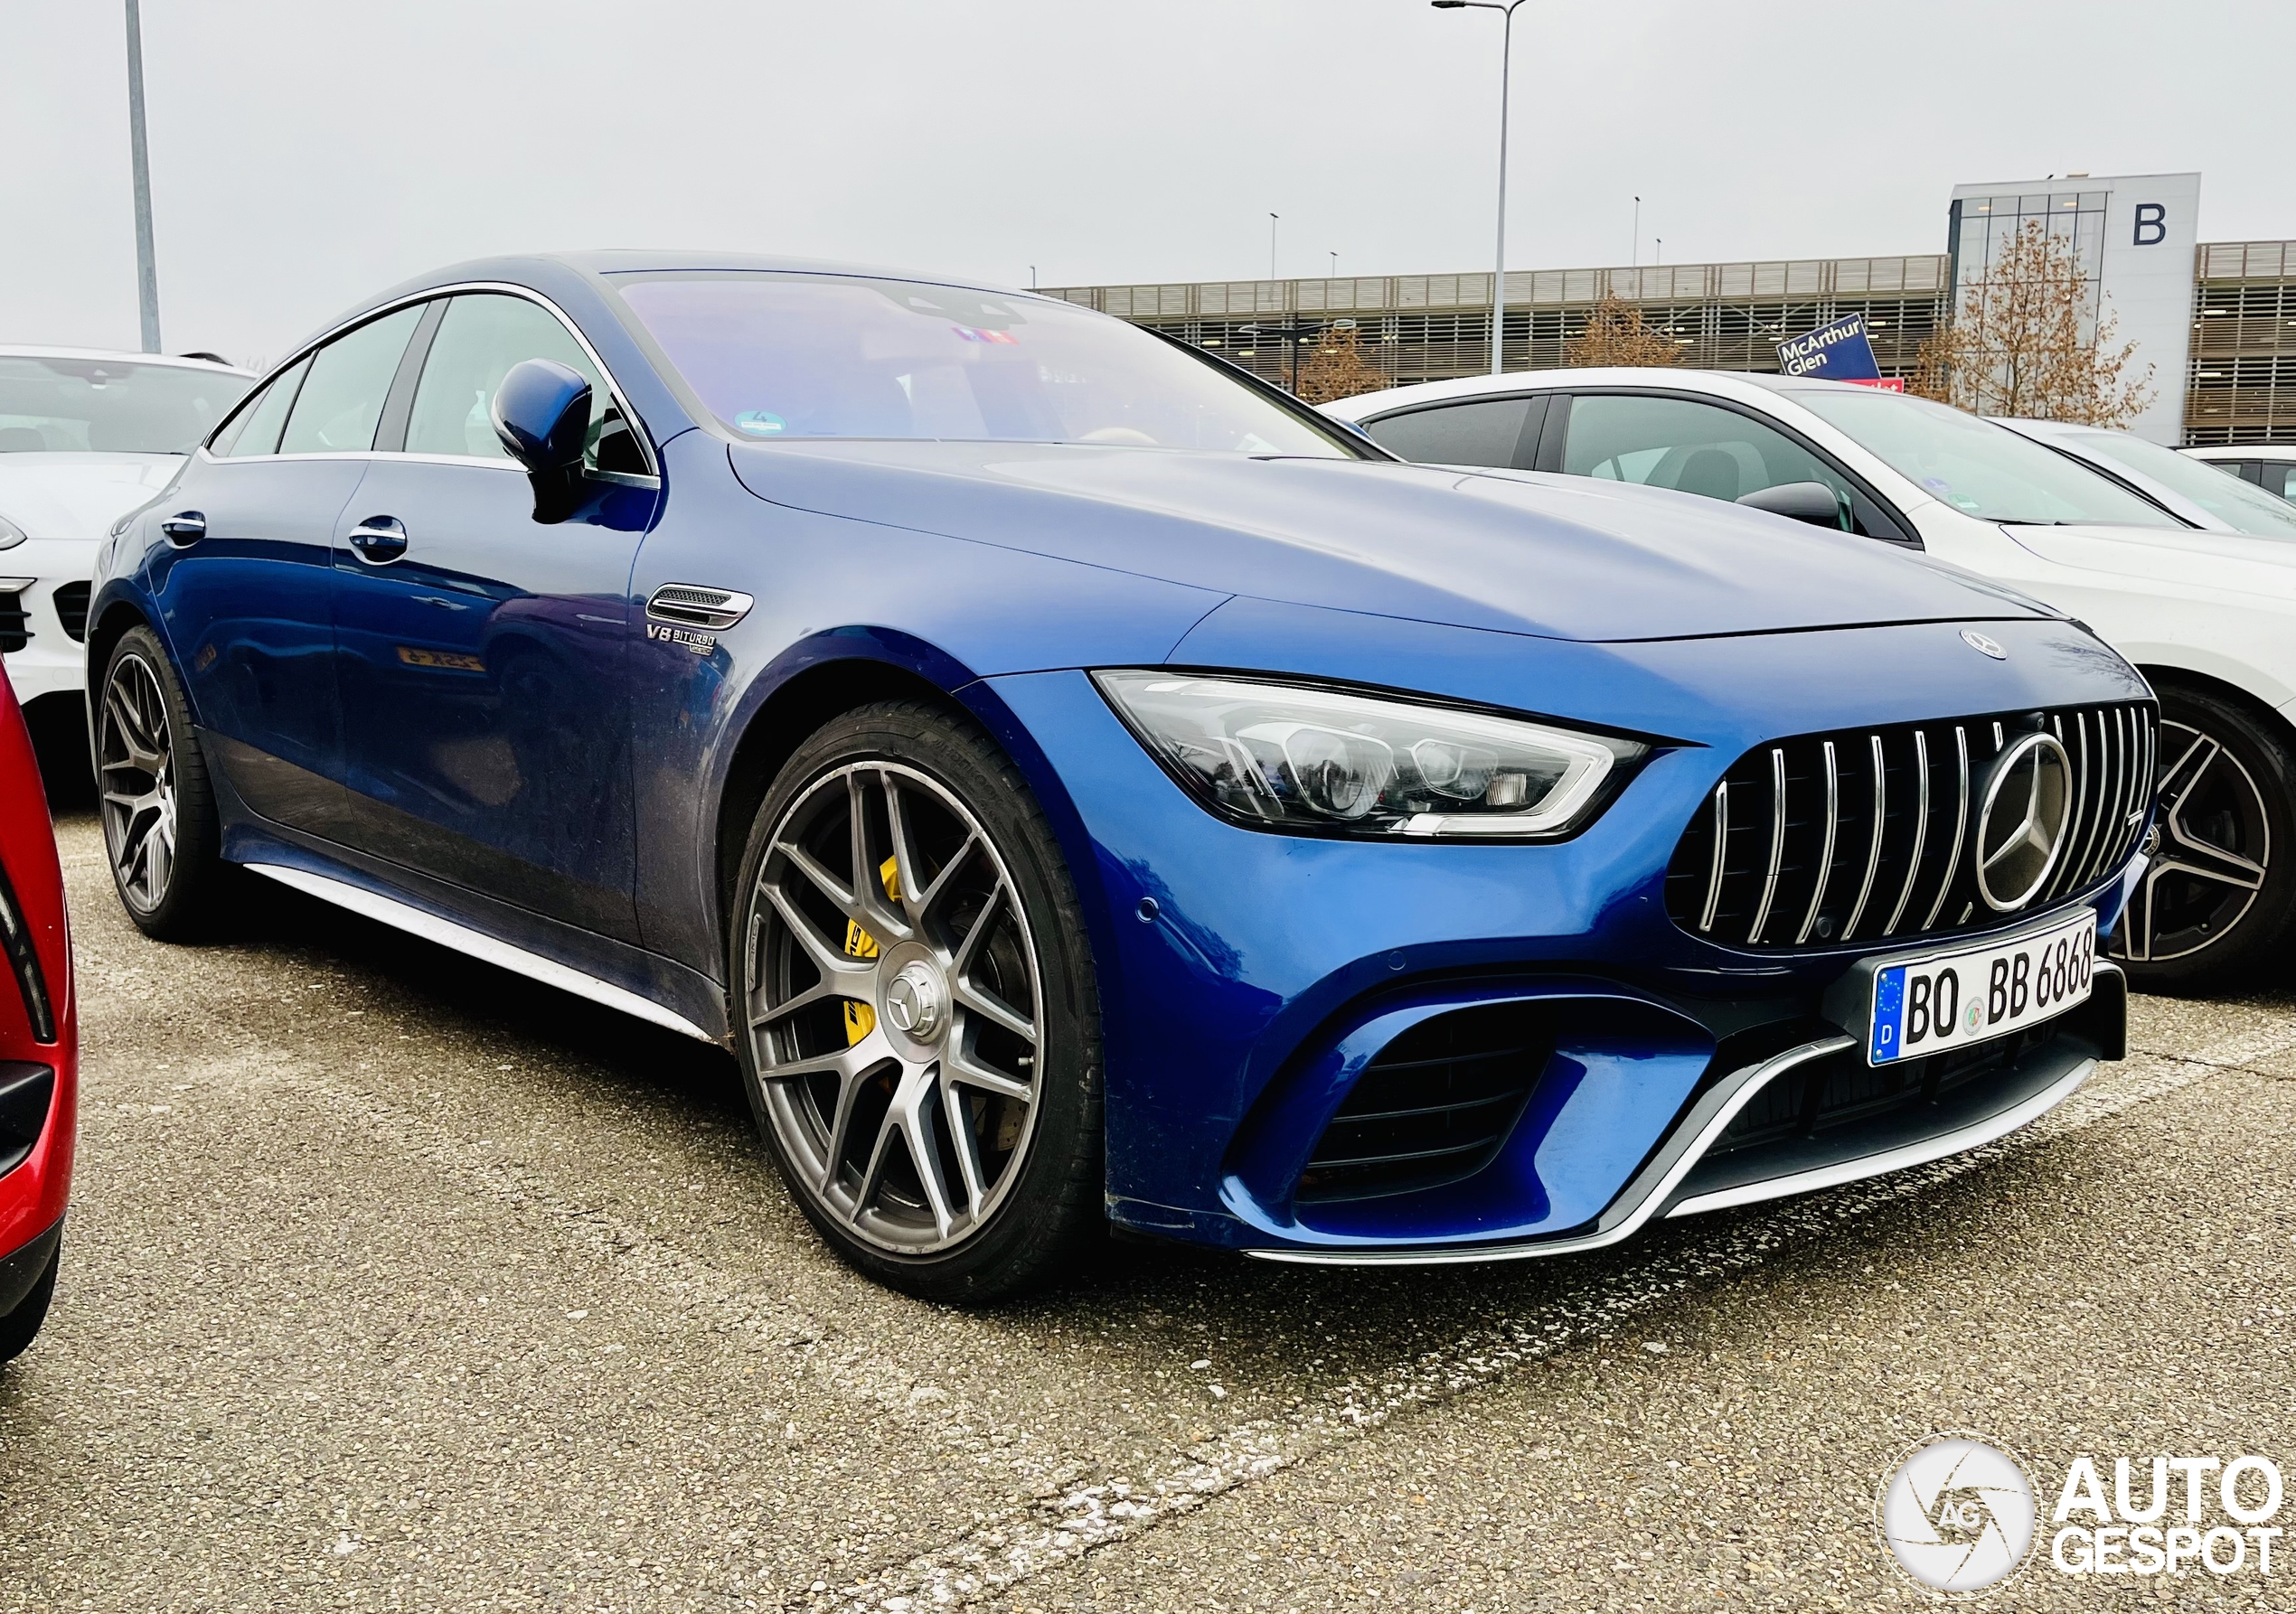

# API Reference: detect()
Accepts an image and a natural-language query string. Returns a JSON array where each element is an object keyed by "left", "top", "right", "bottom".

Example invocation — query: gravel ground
[{"left": 3, "top": 813, "right": 2291, "bottom": 1611}]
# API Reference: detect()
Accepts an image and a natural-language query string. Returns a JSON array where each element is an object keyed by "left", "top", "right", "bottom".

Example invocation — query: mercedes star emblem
[
  {"left": 1975, "top": 732, "right": 2074, "bottom": 911},
  {"left": 1961, "top": 629, "right": 2009, "bottom": 661}
]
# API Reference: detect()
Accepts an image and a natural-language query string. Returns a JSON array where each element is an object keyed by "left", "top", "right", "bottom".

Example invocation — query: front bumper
[{"left": 0, "top": 543, "right": 94, "bottom": 704}]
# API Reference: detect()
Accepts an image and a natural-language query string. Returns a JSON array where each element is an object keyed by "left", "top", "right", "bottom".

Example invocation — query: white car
[
  {"left": 0, "top": 347, "right": 252, "bottom": 723},
  {"left": 2000, "top": 418, "right": 2296, "bottom": 540},
  {"left": 1323, "top": 368, "right": 2296, "bottom": 988},
  {"left": 2182, "top": 443, "right": 2296, "bottom": 506}
]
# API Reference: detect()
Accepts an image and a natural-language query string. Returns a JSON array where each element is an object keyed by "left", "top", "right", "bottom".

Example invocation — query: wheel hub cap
[{"left": 883, "top": 960, "right": 946, "bottom": 1040}]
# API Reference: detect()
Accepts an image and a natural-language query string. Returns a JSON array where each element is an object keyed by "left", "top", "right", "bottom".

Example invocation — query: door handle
[
  {"left": 347, "top": 515, "right": 408, "bottom": 565},
  {"left": 160, "top": 511, "right": 205, "bottom": 547}
]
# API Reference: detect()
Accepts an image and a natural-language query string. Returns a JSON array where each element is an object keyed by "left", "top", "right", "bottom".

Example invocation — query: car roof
[
  {"left": 466, "top": 249, "right": 1040, "bottom": 300},
  {"left": 2186, "top": 443, "right": 2296, "bottom": 461},
  {"left": 1320, "top": 366, "right": 1884, "bottom": 419},
  {"left": 0, "top": 343, "right": 253, "bottom": 376}
]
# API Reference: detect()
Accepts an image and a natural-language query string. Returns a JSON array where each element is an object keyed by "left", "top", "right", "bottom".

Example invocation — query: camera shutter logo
[
  {"left": 1975, "top": 732, "right": 2072, "bottom": 911},
  {"left": 1877, "top": 1434, "right": 2037, "bottom": 1592}
]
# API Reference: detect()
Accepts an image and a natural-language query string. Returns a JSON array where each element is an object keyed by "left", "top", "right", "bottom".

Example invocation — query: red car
[{"left": 0, "top": 664, "right": 72, "bottom": 1365}]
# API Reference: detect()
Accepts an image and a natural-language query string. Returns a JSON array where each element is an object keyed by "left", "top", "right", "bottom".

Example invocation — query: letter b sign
[{"left": 2133, "top": 202, "right": 2168, "bottom": 247}]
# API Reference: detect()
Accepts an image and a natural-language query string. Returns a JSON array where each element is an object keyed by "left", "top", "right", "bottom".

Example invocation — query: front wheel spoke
[
  {"left": 897, "top": 1078, "right": 958, "bottom": 1239},
  {"left": 759, "top": 880, "right": 876, "bottom": 984},
  {"left": 905, "top": 832, "right": 979, "bottom": 934},
  {"left": 847, "top": 772, "right": 909, "bottom": 943},
  {"left": 952, "top": 976, "right": 1035, "bottom": 1043},
  {"left": 2152, "top": 849, "right": 2265, "bottom": 893},
  {"left": 2162, "top": 808, "right": 2265, "bottom": 882},
  {"left": 748, "top": 974, "right": 856, "bottom": 1029},
  {"left": 775, "top": 839, "right": 862, "bottom": 923},
  {"left": 949, "top": 883, "right": 1008, "bottom": 976},
  {"left": 764, "top": 1029, "right": 889, "bottom": 1085},
  {"left": 947, "top": 1046, "right": 1032, "bottom": 1103},
  {"left": 938, "top": 1078, "right": 988, "bottom": 1219},
  {"left": 105, "top": 688, "right": 156, "bottom": 759}
]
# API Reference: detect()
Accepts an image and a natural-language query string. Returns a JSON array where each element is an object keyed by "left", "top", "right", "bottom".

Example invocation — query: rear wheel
[
  {"left": 98, "top": 625, "right": 231, "bottom": 939},
  {"left": 729, "top": 701, "right": 1104, "bottom": 1302},
  {"left": 2118, "top": 683, "right": 2296, "bottom": 990}
]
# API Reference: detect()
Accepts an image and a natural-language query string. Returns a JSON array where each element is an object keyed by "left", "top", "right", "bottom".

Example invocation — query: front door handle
[
  {"left": 160, "top": 510, "right": 205, "bottom": 547},
  {"left": 347, "top": 515, "right": 408, "bottom": 565}
]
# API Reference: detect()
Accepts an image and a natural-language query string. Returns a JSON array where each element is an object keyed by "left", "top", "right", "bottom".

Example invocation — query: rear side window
[
  {"left": 211, "top": 357, "right": 309, "bottom": 457},
  {"left": 1361, "top": 396, "right": 1539, "bottom": 469},
  {"left": 278, "top": 305, "right": 424, "bottom": 455},
  {"left": 405, "top": 294, "right": 610, "bottom": 461}
]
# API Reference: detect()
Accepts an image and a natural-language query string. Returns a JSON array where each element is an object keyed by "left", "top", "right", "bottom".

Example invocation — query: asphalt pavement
[{"left": 4, "top": 812, "right": 2292, "bottom": 1612}]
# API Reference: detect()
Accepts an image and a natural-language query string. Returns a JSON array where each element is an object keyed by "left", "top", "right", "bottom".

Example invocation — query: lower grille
[
  {"left": 1666, "top": 701, "right": 2155, "bottom": 952},
  {"left": 1709, "top": 1024, "right": 2057, "bottom": 1156},
  {"left": 0, "top": 590, "right": 27, "bottom": 654},
  {"left": 1296, "top": 1003, "right": 1550, "bottom": 1203},
  {"left": 52, "top": 581, "right": 89, "bottom": 643}
]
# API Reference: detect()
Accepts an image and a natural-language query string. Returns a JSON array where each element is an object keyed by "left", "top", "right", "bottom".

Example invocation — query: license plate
[{"left": 1867, "top": 912, "right": 2095, "bottom": 1065}]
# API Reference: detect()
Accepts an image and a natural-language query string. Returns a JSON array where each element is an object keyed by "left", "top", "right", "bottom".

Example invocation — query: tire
[
  {"left": 97, "top": 625, "right": 232, "bottom": 939},
  {"left": 729, "top": 700, "right": 1105, "bottom": 1302},
  {"left": 0, "top": 1242, "right": 58, "bottom": 1366},
  {"left": 2117, "top": 682, "right": 2296, "bottom": 990}
]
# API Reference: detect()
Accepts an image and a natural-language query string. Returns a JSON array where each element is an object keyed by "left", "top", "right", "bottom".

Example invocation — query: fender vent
[
  {"left": 52, "top": 581, "right": 90, "bottom": 643},
  {"left": 0, "top": 586, "right": 28, "bottom": 653},
  {"left": 646, "top": 584, "right": 754, "bottom": 631}
]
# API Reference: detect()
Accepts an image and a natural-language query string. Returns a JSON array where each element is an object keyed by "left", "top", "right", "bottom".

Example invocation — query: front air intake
[{"left": 1664, "top": 702, "right": 2154, "bottom": 953}]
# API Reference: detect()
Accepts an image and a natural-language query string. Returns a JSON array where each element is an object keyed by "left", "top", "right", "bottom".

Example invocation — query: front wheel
[
  {"left": 729, "top": 701, "right": 1105, "bottom": 1302},
  {"left": 97, "top": 625, "right": 231, "bottom": 939},
  {"left": 2117, "top": 684, "right": 2296, "bottom": 990}
]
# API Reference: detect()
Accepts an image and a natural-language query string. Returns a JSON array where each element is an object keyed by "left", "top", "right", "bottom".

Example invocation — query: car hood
[
  {"left": 729, "top": 441, "right": 2048, "bottom": 643},
  {"left": 2002, "top": 522, "right": 2296, "bottom": 603},
  {"left": 0, "top": 453, "right": 183, "bottom": 540}
]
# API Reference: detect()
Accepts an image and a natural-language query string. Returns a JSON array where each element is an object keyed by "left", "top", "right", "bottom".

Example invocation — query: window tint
[
  {"left": 1360, "top": 396, "right": 1537, "bottom": 469},
  {"left": 278, "top": 305, "right": 424, "bottom": 455},
  {"left": 211, "top": 357, "right": 308, "bottom": 457},
  {"left": 405, "top": 294, "right": 612, "bottom": 461},
  {"left": 1790, "top": 389, "right": 2178, "bottom": 527},
  {"left": 1563, "top": 393, "right": 1868, "bottom": 525}
]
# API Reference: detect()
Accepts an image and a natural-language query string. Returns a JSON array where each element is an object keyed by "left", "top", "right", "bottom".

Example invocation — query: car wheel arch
[{"left": 2133, "top": 662, "right": 2296, "bottom": 750}]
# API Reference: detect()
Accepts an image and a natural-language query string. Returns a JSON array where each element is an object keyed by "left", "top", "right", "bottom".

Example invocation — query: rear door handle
[
  {"left": 347, "top": 515, "right": 408, "bottom": 565},
  {"left": 160, "top": 511, "right": 205, "bottom": 547}
]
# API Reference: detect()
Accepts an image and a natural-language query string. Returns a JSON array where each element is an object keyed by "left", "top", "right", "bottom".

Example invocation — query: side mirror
[
  {"left": 1736, "top": 480, "right": 1846, "bottom": 530},
  {"left": 491, "top": 359, "right": 591, "bottom": 522}
]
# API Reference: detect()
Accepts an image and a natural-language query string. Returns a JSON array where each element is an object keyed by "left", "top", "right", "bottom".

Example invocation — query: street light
[
  {"left": 1432, "top": 0, "right": 1529, "bottom": 376},
  {"left": 123, "top": 0, "right": 161, "bottom": 352}
]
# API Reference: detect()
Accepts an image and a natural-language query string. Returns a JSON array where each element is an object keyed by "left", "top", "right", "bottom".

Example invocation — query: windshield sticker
[
  {"left": 734, "top": 410, "right": 787, "bottom": 436},
  {"left": 952, "top": 325, "right": 1019, "bottom": 345}
]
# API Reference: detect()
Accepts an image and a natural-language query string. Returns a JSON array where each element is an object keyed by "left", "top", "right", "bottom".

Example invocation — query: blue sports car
[{"left": 89, "top": 254, "right": 2150, "bottom": 1299}]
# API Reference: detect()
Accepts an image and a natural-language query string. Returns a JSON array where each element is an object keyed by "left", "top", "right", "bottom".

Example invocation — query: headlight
[
  {"left": 1094, "top": 671, "right": 1646, "bottom": 839},
  {"left": 0, "top": 514, "right": 24, "bottom": 552}
]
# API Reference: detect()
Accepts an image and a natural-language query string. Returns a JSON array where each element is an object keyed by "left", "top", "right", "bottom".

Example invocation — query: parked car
[
  {"left": 91, "top": 258, "right": 2148, "bottom": 1297},
  {"left": 1995, "top": 418, "right": 2296, "bottom": 538},
  {"left": 0, "top": 348, "right": 253, "bottom": 760},
  {"left": 2183, "top": 443, "right": 2296, "bottom": 505},
  {"left": 1324, "top": 370, "right": 2296, "bottom": 989},
  {"left": 0, "top": 665, "right": 75, "bottom": 1365}
]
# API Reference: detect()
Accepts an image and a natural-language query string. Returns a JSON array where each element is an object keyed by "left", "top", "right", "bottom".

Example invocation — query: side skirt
[{"left": 245, "top": 863, "right": 719, "bottom": 1046}]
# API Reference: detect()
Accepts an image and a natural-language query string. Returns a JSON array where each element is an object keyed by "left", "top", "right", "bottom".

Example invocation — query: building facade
[{"left": 1047, "top": 233, "right": 2296, "bottom": 446}]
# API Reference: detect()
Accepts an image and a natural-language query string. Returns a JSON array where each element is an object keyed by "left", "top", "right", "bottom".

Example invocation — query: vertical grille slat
[
  {"left": 1666, "top": 700, "right": 2153, "bottom": 953},
  {"left": 1840, "top": 734, "right": 1887, "bottom": 943}
]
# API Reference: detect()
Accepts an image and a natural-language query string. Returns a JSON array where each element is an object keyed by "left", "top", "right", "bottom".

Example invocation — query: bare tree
[
  {"left": 1563, "top": 294, "right": 1682, "bottom": 368},
  {"left": 1292, "top": 323, "right": 1392, "bottom": 404},
  {"left": 1913, "top": 219, "right": 2153, "bottom": 426}
]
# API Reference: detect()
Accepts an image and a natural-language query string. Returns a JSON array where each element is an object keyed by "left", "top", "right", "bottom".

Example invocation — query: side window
[
  {"left": 2231, "top": 460, "right": 2266, "bottom": 486},
  {"left": 279, "top": 305, "right": 425, "bottom": 455},
  {"left": 2269, "top": 464, "right": 2296, "bottom": 502},
  {"left": 1360, "top": 396, "right": 1539, "bottom": 470},
  {"left": 1561, "top": 393, "right": 1905, "bottom": 540},
  {"left": 210, "top": 357, "right": 309, "bottom": 458},
  {"left": 405, "top": 293, "right": 644, "bottom": 473}
]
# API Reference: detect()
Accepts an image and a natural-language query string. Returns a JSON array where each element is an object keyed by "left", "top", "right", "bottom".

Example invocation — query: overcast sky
[{"left": 5, "top": 0, "right": 2291, "bottom": 368}]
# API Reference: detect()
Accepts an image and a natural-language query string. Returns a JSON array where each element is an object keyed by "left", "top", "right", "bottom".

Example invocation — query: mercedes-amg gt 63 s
[{"left": 89, "top": 255, "right": 2150, "bottom": 1299}]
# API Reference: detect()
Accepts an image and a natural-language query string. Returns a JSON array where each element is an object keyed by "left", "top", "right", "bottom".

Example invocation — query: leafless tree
[
  {"left": 1292, "top": 323, "right": 1392, "bottom": 404},
  {"left": 1563, "top": 294, "right": 1682, "bottom": 368},
  {"left": 1913, "top": 219, "right": 2153, "bottom": 426}
]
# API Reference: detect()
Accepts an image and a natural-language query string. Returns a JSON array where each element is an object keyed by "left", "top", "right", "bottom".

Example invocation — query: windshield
[
  {"left": 2052, "top": 428, "right": 2296, "bottom": 539},
  {"left": 0, "top": 355, "right": 249, "bottom": 454},
  {"left": 611, "top": 272, "right": 1354, "bottom": 457},
  {"left": 1790, "top": 389, "right": 2178, "bottom": 527}
]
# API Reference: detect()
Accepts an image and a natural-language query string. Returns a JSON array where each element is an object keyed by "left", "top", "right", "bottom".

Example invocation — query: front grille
[
  {"left": 52, "top": 581, "right": 89, "bottom": 643},
  {"left": 1296, "top": 1003, "right": 1551, "bottom": 1203},
  {"left": 0, "top": 591, "right": 27, "bottom": 654},
  {"left": 1666, "top": 702, "right": 2155, "bottom": 952}
]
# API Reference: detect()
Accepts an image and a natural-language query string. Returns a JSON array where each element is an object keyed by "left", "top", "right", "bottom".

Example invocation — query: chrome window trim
[{"left": 200, "top": 280, "right": 662, "bottom": 483}]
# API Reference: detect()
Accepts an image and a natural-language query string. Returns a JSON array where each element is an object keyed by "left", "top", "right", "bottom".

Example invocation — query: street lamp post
[
  {"left": 1433, "top": 0, "right": 1529, "bottom": 376},
  {"left": 123, "top": 0, "right": 161, "bottom": 352}
]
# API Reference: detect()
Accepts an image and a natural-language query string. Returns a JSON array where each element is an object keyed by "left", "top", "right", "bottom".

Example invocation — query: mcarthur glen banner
[{"left": 1775, "top": 312, "right": 1901, "bottom": 387}]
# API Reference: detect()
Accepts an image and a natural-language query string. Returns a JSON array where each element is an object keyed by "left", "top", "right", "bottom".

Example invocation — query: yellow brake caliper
[{"left": 842, "top": 855, "right": 903, "bottom": 1044}]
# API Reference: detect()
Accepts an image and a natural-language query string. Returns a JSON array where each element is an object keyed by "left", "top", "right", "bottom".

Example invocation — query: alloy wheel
[
  {"left": 99, "top": 652, "right": 179, "bottom": 915},
  {"left": 745, "top": 761, "right": 1045, "bottom": 1256},
  {"left": 2119, "top": 717, "right": 2271, "bottom": 962}
]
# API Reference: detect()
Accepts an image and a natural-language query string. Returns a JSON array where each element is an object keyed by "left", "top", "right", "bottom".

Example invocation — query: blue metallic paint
[{"left": 87, "top": 251, "right": 2152, "bottom": 1263}]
